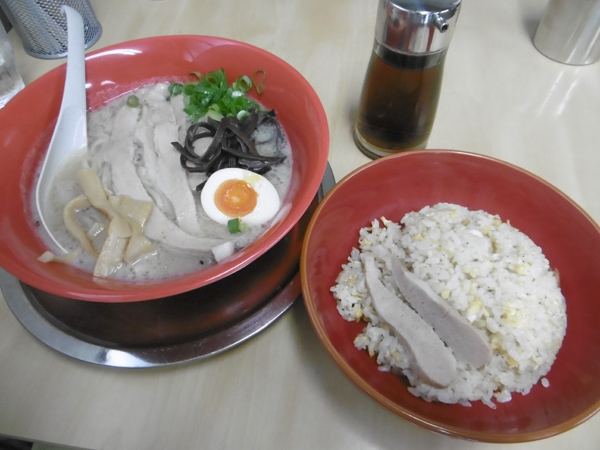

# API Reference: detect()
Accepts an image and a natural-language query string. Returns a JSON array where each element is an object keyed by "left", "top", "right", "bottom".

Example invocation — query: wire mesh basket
[{"left": 0, "top": 0, "right": 102, "bottom": 59}]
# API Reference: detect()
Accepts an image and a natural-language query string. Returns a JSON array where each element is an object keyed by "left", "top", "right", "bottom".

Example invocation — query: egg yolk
[{"left": 214, "top": 179, "right": 258, "bottom": 218}]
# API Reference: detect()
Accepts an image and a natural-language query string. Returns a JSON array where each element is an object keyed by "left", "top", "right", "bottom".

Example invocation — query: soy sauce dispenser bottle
[{"left": 354, "top": 0, "right": 461, "bottom": 158}]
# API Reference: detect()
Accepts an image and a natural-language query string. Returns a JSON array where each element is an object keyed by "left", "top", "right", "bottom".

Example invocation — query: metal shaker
[
  {"left": 354, "top": 0, "right": 461, "bottom": 159},
  {"left": 533, "top": 0, "right": 600, "bottom": 65},
  {"left": 0, "top": 0, "right": 102, "bottom": 59}
]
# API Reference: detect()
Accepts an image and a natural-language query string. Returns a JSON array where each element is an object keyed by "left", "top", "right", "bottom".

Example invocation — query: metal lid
[{"left": 375, "top": 0, "right": 461, "bottom": 54}]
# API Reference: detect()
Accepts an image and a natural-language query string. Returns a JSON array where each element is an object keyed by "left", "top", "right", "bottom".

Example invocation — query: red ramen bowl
[
  {"left": 0, "top": 35, "right": 329, "bottom": 302},
  {"left": 301, "top": 150, "right": 600, "bottom": 442}
]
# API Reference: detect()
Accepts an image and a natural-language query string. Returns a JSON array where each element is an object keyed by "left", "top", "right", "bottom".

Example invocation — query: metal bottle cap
[{"left": 375, "top": 0, "right": 462, "bottom": 54}]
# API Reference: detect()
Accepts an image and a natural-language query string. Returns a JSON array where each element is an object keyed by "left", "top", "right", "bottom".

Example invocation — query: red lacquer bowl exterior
[
  {"left": 0, "top": 36, "right": 329, "bottom": 302},
  {"left": 301, "top": 149, "right": 600, "bottom": 442}
]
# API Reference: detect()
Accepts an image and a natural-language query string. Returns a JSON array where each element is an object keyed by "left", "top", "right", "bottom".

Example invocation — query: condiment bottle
[{"left": 354, "top": 0, "right": 461, "bottom": 158}]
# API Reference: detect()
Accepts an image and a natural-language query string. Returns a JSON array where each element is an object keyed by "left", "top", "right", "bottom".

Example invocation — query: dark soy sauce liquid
[{"left": 354, "top": 43, "right": 447, "bottom": 158}]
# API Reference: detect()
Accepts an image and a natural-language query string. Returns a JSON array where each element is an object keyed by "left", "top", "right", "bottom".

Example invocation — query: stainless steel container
[
  {"left": 533, "top": 0, "right": 600, "bottom": 65},
  {"left": 0, "top": 0, "right": 101, "bottom": 59}
]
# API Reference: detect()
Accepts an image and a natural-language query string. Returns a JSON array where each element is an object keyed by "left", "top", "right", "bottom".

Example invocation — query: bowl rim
[
  {"left": 0, "top": 34, "right": 330, "bottom": 302},
  {"left": 300, "top": 148, "right": 600, "bottom": 443}
]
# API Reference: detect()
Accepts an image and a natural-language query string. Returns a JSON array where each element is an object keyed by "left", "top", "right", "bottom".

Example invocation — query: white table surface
[{"left": 1, "top": 0, "right": 599, "bottom": 449}]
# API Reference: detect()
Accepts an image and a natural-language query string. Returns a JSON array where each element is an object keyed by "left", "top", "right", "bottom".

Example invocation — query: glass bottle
[{"left": 354, "top": 0, "right": 461, "bottom": 158}]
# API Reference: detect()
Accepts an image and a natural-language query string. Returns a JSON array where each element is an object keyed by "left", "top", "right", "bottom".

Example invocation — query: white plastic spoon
[{"left": 35, "top": 6, "right": 88, "bottom": 254}]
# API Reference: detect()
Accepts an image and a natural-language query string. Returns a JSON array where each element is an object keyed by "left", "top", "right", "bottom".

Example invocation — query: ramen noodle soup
[{"left": 39, "top": 79, "right": 292, "bottom": 280}]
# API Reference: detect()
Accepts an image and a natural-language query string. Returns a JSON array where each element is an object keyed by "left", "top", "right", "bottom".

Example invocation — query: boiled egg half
[{"left": 200, "top": 168, "right": 281, "bottom": 226}]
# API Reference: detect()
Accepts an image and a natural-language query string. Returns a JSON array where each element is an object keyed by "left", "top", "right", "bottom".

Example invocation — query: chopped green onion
[
  {"left": 227, "top": 218, "right": 248, "bottom": 234},
  {"left": 168, "top": 69, "right": 264, "bottom": 122},
  {"left": 126, "top": 95, "right": 139, "bottom": 107},
  {"left": 232, "top": 75, "right": 252, "bottom": 93},
  {"left": 168, "top": 83, "right": 184, "bottom": 97},
  {"left": 206, "top": 109, "right": 224, "bottom": 121}
]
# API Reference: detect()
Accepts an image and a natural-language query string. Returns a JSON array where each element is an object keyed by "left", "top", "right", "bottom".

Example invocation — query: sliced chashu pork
[
  {"left": 101, "top": 103, "right": 224, "bottom": 254},
  {"left": 388, "top": 253, "right": 493, "bottom": 368},
  {"left": 167, "top": 92, "right": 207, "bottom": 191},
  {"left": 153, "top": 120, "right": 201, "bottom": 235},
  {"left": 133, "top": 101, "right": 177, "bottom": 222},
  {"left": 97, "top": 101, "right": 141, "bottom": 190},
  {"left": 144, "top": 210, "right": 225, "bottom": 254},
  {"left": 134, "top": 86, "right": 203, "bottom": 236},
  {"left": 363, "top": 253, "right": 457, "bottom": 388},
  {"left": 97, "top": 106, "right": 156, "bottom": 213}
]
